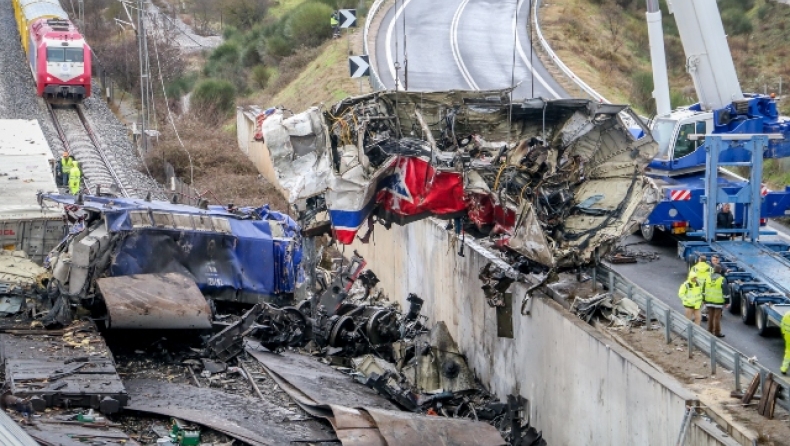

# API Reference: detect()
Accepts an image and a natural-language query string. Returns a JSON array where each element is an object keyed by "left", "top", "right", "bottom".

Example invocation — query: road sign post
[
  {"left": 349, "top": 55, "right": 370, "bottom": 78},
  {"left": 339, "top": 9, "right": 357, "bottom": 28}
]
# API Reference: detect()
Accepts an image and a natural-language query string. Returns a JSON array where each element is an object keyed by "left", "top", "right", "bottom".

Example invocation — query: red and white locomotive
[{"left": 13, "top": 0, "right": 91, "bottom": 102}]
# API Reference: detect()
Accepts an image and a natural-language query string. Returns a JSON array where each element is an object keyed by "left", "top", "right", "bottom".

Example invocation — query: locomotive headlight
[
  {"left": 46, "top": 76, "right": 52, "bottom": 82},
  {"left": 79, "top": 77, "right": 84, "bottom": 82}
]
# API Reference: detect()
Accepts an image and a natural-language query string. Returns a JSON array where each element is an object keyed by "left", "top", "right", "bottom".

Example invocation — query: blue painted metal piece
[
  {"left": 701, "top": 135, "right": 767, "bottom": 242},
  {"left": 42, "top": 193, "right": 303, "bottom": 302}
]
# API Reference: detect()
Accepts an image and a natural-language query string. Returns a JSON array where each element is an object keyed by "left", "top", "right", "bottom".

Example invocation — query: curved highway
[
  {"left": 372, "top": 1, "right": 789, "bottom": 374},
  {"left": 375, "top": 0, "right": 565, "bottom": 99}
]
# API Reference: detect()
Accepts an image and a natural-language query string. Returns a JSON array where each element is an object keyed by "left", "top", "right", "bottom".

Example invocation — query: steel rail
[{"left": 46, "top": 103, "right": 130, "bottom": 197}]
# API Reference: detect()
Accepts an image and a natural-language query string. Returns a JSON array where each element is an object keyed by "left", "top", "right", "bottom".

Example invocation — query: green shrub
[
  {"left": 285, "top": 2, "right": 334, "bottom": 47},
  {"left": 262, "top": 34, "right": 294, "bottom": 58},
  {"left": 242, "top": 43, "right": 262, "bottom": 67},
  {"left": 717, "top": 0, "right": 754, "bottom": 12},
  {"left": 223, "top": 25, "right": 241, "bottom": 41},
  {"left": 191, "top": 79, "right": 237, "bottom": 122},
  {"left": 222, "top": 0, "right": 270, "bottom": 30},
  {"left": 209, "top": 41, "right": 241, "bottom": 64},
  {"left": 251, "top": 65, "right": 272, "bottom": 89},
  {"left": 721, "top": 9, "right": 753, "bottom": 35},
  {"left": 165, "top": 72, "right": 198, "bottom": 99},
  {"left": 631, "top": 70, "right": 655, "bottom": 115}
]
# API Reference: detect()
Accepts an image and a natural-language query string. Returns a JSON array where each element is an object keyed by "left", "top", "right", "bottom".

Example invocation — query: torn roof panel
[{"left": 260, "top": 90, "right": 658, "bottom": 267}]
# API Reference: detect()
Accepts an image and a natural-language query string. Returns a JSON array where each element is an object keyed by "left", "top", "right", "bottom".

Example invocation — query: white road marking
[
  {"left": 386, "top": 0, "right": 413, "bottom": 90},
  {"left": 450, "top": 0, "right": 479, "bottom": 90},
  {"left": 513, "top": 0, "right": 561, "bottom": 98}
]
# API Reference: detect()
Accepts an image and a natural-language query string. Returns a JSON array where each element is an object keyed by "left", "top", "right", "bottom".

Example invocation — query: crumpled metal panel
[
  {"left": 97, "top": 273, "right": 212, "bottom": 329},
  {"left": 245, "top": 347, "right": 397, "bottom": 411},
  {"left": 260, "top": 91, "right": 658, "bottom": 267},
  {"left": 261, "top": 108, "right": 330, "bottom": 203},
  {"left": 365, "top": 407, "right": 506, "bottom": 446},
  {"left": 245, "top": 342, "right": 505, "bottom": 446},
  {"left": 124, "top": 379, "right": 335, "bottom": 446},
  {"left": 42, "top": 194, "right": 302, "bottom": 300}
]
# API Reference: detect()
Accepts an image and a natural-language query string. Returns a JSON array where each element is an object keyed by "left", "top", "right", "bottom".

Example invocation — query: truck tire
[
  {"left": 728, "top": 290, "right": 741, "bottom": 315},
  {"left": 755, "top": 305, "right": 778, "bottom": 337},
  {"left": 741, "top": 296, "right": 755, "bottom": 325},
  {"left": 639, "top": 223, "right": 655, "bottom": 242}
]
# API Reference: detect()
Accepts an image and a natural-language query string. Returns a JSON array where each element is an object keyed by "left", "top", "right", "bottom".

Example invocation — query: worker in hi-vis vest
[
  {"left": 68, "top": 161, "right": 82, "bottom": 195},
  {"left": 678, "top": 274, "right": 704, "bottom": 325},
  {"left": 781, "top": 311, "right": 790, "bottom": 375}
]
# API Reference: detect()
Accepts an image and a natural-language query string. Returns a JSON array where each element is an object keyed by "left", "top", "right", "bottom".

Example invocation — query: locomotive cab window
[
  {"left": 47, "top": 48, "right": 82, "bottom": 62},
  {"left": 64, "top": 48, "right": 83, "bottom": 62},
  {"left": 46, "top": 48, "right": 65, "bottom": 62}
]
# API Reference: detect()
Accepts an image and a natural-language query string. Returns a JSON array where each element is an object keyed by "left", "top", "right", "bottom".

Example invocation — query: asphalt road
[
  {"left": 608, "top": 226, "right": 789, "bottom": 374},
  {"left": 375, "top": 0, "right": 566, "bottom": 99},
  {"left": 372, "top": 1, "right": 789, "bottom": 374}
]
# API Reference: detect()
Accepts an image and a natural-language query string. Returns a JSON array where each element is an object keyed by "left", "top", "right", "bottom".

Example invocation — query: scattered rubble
[{"left": 124, "top": 379, "right": 335, "bottom": 446}]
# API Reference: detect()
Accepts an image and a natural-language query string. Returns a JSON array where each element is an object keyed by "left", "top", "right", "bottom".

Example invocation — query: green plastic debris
[{"left": 170, "top": 418, "right": 201, "bottom": 446}]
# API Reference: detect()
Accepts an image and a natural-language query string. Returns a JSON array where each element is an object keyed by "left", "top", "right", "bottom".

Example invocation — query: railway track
[{"left": 47, "top": 103, "right": 131, "bottom": 198}]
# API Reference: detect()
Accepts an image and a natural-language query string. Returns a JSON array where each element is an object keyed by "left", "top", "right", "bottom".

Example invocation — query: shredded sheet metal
[
  {"left": 246, "top": 342, "right": 506, "bottom": 446},
  {"left": 124, "top": 379, "right": 336, "bottom": 446},
  {"left": 260, "top": 91, "right": 658, "bottom": 267}
]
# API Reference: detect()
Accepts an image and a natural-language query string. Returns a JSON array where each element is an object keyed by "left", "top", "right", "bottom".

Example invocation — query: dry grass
[
  {"left": 145, "top": 115, "right": 289, "bottom": 210},
  {"left": 250, "top": 27, "right": 372, "bottom": 112},
  {"left": 539, "top": 0, "right": 790, "bottom": 116}
]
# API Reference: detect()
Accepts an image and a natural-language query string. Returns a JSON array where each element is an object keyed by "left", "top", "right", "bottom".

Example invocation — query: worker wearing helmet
[
  {"left": 678, "top": 274, "right": 704, "bottom": 325},
  {"left": 782, "top": 312, "right": 790, "bottom": 374},
  {"left": 60, "top": 151, "right": 74, "bottom": 187},
  {"left": 68, "top": 161, "right": 81, "bottom": 195},
  {"left": 688, "top": 255, "right": 712, "bottom": 282}
]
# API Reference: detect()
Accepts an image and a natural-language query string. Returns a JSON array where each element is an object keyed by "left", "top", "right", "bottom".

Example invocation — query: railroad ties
[{"left": 46, "top": 103, "right": 131, "bottom": 197}]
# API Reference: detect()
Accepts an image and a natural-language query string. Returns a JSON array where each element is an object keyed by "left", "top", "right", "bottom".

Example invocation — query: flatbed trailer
[
  {"left": 679, "top": 240, "right": 790, "bottom": 336},
  {"left": 677, "top": 134, "right": 790, "bottom": 338}
]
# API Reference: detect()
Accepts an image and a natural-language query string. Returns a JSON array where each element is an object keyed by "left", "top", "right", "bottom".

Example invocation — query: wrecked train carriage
[
  {"left": 260, "top": 91, "right": 658, "bottom": 267},
  {"left": 42, "top": 194, "right": 303, "bottom": 309}
]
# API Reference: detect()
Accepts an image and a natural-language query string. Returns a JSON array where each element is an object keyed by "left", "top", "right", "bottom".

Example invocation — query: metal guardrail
[
  {"left": 364, "top": 0, "right": 387, "bottom": 91},
  {"left": 596, "top": 264, "right": 790, "bottom": 412},
  {"left": 532, "top": 0, "right": 606, "bottom": 102}
]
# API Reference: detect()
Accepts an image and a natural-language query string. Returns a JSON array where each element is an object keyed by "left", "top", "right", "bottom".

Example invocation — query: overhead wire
[{"left": 149, "top": 5, "right": 194, "bottom": 187}]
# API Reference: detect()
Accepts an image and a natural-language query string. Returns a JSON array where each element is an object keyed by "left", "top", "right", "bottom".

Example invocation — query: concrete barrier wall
[{"left": 350, "top": 219, "right": 733, "bottom": 445}]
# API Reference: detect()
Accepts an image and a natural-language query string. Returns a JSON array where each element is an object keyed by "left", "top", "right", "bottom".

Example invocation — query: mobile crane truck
[{"left": 638, "top": 0, "right": 790, "bottom": 241}]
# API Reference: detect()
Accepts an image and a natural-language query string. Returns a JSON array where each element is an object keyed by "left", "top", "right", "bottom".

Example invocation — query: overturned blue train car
[{"left": 42, "top": 193, "right": 303, "bottom": 306}]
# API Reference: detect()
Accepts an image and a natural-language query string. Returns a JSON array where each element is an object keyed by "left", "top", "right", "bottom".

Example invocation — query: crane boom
[
  {"left": 646, "top": 0, "right": 670, "bottom": 116},
  {"left": 667, "top": 0, "right": 743, "bottom": 110}
]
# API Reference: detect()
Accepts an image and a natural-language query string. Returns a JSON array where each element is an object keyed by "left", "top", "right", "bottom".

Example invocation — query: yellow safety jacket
[
  {"left": 68, "top": 164, "right": 81, "bottom": 194},
  {"left": 704, "top": 275, "right": 725, "bottom": 304},
  {"left": 688, "top": 261, "right": 712, "bottom": 282},
  {"left": 678, "top": 280, "right": 704, "bottom": 309},
  {"left": 331, "top": 16, "right": 339, "bottom": 26},
  {"left": 782, "top": 311, "right": 790, "bottom": 336},
  {"left": 61, "top": 156, "right": 74, "bottom": 171}
]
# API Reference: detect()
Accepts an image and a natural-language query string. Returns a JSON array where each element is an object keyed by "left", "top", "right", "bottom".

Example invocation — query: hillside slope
[
  {"left": 538, "top": 0, "right": 790, "bottom": 187},
  {"left": 539, "top": 0, "right": 790, "bottom": 115}
]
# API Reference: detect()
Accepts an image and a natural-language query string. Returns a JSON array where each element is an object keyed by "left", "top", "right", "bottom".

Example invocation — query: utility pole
[
  {"left": 137, "top": 0, "right": 149, "bottom": 155},
  {"left": 402, "top": 1, "right": 408, "bottom": 90},
  {"left": 77, "top": 0, "right": 84, "bottom": 33}
]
